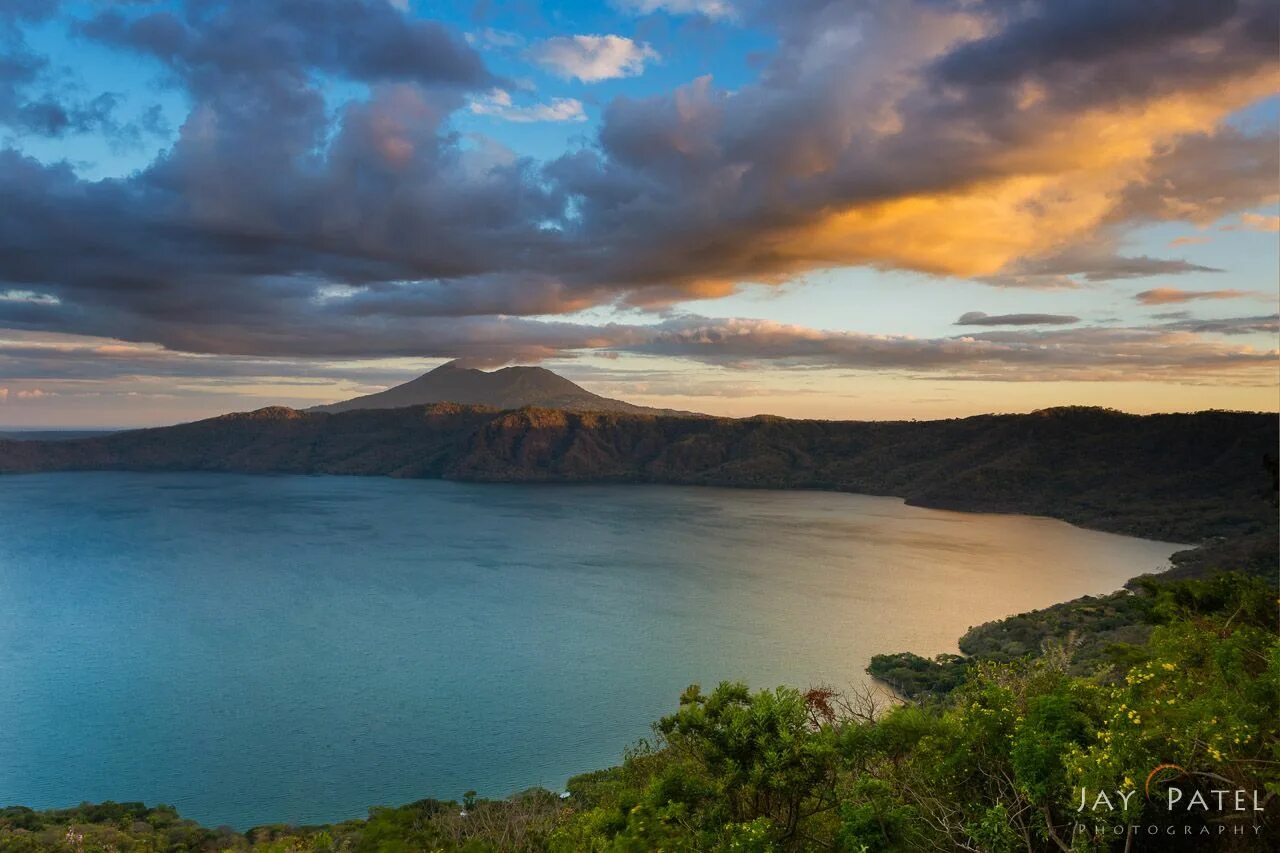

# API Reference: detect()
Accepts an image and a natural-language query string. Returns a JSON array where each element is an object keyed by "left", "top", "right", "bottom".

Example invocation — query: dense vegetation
[
  {"left": 0, "top": 405, "right": 1274, "bottom": 545},
  {"left": 868, "top": 588, "right": 1157, "bottom": 699},
  {"left": 4, "top": 572, "right": 1275, "bottom": 851}
]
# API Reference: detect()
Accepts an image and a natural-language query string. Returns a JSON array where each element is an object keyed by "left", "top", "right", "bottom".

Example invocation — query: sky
[{"left": 0, "top": 0, "right": 1277, "bottom": 427}]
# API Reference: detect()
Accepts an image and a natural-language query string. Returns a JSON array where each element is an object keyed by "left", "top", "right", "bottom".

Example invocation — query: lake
[{"left": 0, "top": 472, "right": 1180, "bottom": 829}]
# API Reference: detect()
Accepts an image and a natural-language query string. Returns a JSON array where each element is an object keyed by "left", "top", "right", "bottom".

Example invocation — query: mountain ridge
[{"left": 309, "top": 360, "right": 694, "bottom": 416}]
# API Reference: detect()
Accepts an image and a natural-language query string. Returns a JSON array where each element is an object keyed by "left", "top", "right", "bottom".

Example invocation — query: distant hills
[
  {"left": 311, "top": 360, "right": 692, "bottom": 416},
  {"left": 1, "top": 404, "right": 1274, "bottom": 553}
]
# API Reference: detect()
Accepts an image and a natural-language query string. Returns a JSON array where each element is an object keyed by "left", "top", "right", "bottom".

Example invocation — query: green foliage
[
  {"left": 959, "top": 591, "right": 1155, "bottom": 670},
  {"left": 865, "top": 652, "right": 968, "bottom": 698},
  {"left": 865, "top": 575, "right": 1262, "bottom": 702},
  {"left": 655, "top": 683, "right": 840, "bottom": 834},
  {"left": 1064, "top": 575, "right": 1280, "bottom": 834}
]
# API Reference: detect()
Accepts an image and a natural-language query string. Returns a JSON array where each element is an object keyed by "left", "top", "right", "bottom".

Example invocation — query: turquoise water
[{"left": 0, "top": 473, "right": 1179, "bottom": 829}]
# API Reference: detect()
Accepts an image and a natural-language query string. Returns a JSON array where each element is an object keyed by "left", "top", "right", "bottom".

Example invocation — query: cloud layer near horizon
[
  {"left": 0, "top": 0, "right": 1276, "bottom": 390},
  {"left": 3, "top": 313, "right": 1275, "bottom": 391}
]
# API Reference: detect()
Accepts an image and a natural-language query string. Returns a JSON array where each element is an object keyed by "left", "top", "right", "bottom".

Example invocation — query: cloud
[
  {"left": 613, "top": 0, "right": 736, "bottom": 20},
  {"left": 548, "top": 0, "right": 1274, "bottom": 298},
  {"left": 466, "top": 28, "right": 524, "bottom": 50},
  {"left": 1238, "top": 212, "right": 1280, "bottom": 232},
  {"left": 978, "top": 245, "right": 1222, "bottom": 287},
  {"left": 613, "top": 316, "right": 1277, "bottom": 384},
  {"left": 0, "top": 2, "right": 167, "bottom": 145},
  {"left": 1135, "top": 288, "right": 1261, "bottom": 305},
  {"left": 0, "top": 385, "right": 52, "bottom": 403},
  {"left": 79, "top": 0, "right": 492, "bottom": 92},
  {"left": 0, "top": 289, "right": 59, "bottom": 305},
  {"left": 529, "top": 35, "right": 658, "bottom": 82},
  {"left": 0, "top": 0, "right": 1275, "bottom": 373},
  {"left": 1108, "top": 127, "right": 1280, "bottom": 226},
  {"left": 1169, "top": 235, "right": 1210, "bottom": 247},
  {"left": 1155, "top": 314, "right": 1279, "bottom": 336},
  {"left": 468, "top": 89, "right": 586, "bottom": 122},
  {"left": 4, "top": 314, "right": 1273, "bottom": 391},
  {"left": 928, "top": 0, "right": 1246, "bottom": 91},
  {"left": 955, "top": 312, "right": 1080, "bottom": 326}
]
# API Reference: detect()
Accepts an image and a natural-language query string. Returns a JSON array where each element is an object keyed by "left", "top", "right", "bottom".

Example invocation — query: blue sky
[
  {"left": 15, "top": 0, "right": 778, "bottom": 177},
  {"left": 0, "top": 0, "right": 1276, "bottom": 426}
]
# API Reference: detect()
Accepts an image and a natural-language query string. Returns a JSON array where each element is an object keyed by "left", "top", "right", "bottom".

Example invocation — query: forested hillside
[{"left": 1, "top": 405, "right": 1274, "bottom": 545}]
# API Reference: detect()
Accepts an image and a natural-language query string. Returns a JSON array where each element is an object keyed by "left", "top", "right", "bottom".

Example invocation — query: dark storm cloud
[
  {"left": 0, "top": 0, "right": 1276, "bottom": 367},
  {"left": 79, "top": 0, "right": 492, "bottom": 92},
  {"left": 930, "top": 0, "right": 1241, "bottom": 88},
  {"left": 923, "top": 0, "right": 1277, "bottom": 138},
  {"left": 956, "top": 312, "right": 1080, "bottom": 326}
]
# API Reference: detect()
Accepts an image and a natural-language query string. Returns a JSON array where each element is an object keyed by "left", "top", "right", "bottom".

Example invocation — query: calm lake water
[{"left": 0, "top": 472, "right": 1180, "bottom": 828}]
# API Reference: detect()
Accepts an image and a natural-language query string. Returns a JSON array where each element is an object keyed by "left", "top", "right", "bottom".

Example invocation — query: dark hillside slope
[
  {"left": 0, "top": 405, "right": 496, "bottom": 478},
  {"left": 1, "top": 405, "right": 1274, "bottom": 546}
]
